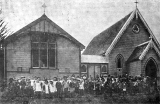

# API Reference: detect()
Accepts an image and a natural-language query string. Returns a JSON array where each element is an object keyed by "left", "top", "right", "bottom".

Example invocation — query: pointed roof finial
[
  {"left": 42, "top": 3, "right": 47, "bottom": 14},
  {"left": 134, "top": 0, "right": 138, "bottom": 9},
  {"left": 149, "top": 35, "right": 153, "bottom": 40},
  {"left": 134, "top": 0, "right": 139, "bottom": 19}
]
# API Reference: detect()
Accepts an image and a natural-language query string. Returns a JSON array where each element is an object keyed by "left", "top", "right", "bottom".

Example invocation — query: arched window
[
  {"left": 117, "top": 58, "right": 122, "bottom": 68},
  {"left": 116, "top": 54, "right": 124, "bottom": 69},
  {"left": 81, "top": 65, "right": 87, "bottom": 73},
  {"left": 145, "top": 57, "right": 158, "bottom": 79},
  {"left": 101, "top": 65, "right": 107, "bottom": 73}
]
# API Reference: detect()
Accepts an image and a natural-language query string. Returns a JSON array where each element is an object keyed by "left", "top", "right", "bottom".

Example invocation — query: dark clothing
[{"left": 56, "top": 82, "right": 62, "bottom": 98}]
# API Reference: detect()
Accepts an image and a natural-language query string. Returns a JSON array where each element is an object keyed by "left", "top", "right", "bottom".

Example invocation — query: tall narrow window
[
  {"left": 32, "top": 33, "right": 39, "bottom": 68},
  {"left": 32, "top": 43, "right": 39, "bottom": 67},
  {"left": 116, "top": 54, "right": 124, "bottom": 72},
  {"left": 81, "top": 64, "right": 87, "bottom": 73},
  {"left": 49, "top": 44, "right": 56, "bottom": 67},
  {"left": 101, "top": 65, "right": 107, "bottom": 73},
  {"left": 48, "top": 34, "right": 56, "bottom": 67},
  {"left": 117, "top": 58, "right": 122, "bottom": 68},
  {"left": 31, "top": 32, "right": 56, "bottom": 68},
  {"left": 40, "top": 43, "right": 47, "bottom": 67}
]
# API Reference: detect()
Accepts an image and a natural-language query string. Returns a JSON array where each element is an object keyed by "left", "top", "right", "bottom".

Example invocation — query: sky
[{"left": 1, "top": 0, "right": 160, "bottom": 47}]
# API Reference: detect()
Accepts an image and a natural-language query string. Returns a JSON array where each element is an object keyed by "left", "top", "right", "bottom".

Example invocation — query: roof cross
[
  {"left": 42, "top": 3, "right": 47, "bottom": 14},
  {"left": 134, "top": 0, "right": 139, "bottom": 9}
]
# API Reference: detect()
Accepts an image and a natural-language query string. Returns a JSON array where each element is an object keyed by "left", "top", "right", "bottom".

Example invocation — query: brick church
[
  {"left": 0, "top": 14, "right": 85, "bottom": 80},
  {"left": 83, "top": 8, "right": 160, "bottom": 83}
]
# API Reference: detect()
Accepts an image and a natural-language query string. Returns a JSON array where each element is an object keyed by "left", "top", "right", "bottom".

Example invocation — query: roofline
[
  {"left": 136, "top": 9, "right": 160, "bottom": 50},
  {"left": 5, "top": 14, "right": 85, "bottom": 50},
  {"left": 105, "top": 8, "right": 160, "bottom": 55},
  {"left": 44, "top": 15, "right": 85, "bottom": 50},
  {"left": 105, "top": 9, "right": 136, "bottom": 55},
  {"left": 139, "top": 39, "right": 160, "bottom": 60},
  {"left": 136, "top": 41, "right": 150, "bottom": 47},
  {"left": 139, "top": 40, "right": 151, "bottom": 60}
]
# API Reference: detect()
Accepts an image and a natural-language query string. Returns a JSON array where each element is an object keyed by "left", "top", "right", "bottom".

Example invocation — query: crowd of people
[{"left": 0, "top": 74, "right": 159, "bottom": 101}]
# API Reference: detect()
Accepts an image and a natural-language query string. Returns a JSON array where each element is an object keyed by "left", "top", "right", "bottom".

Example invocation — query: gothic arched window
[
  {"left": 116, "top": 54, "right": 124, "bottom": 69},
  {"left": 101, "top": 65, "right": 107, "bottom": 73},
  {"left": 81, "top": 65, "right": 87, "bottom": 73}
]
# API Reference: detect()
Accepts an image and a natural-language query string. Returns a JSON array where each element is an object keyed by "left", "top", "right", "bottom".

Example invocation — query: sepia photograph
[{"left": 0, "top": 0, "right": 160, "bottom": 104}]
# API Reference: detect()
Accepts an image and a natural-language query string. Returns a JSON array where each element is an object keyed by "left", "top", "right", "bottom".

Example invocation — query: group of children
[
  {"left": 2, "top": 75, "right": 86, "bottom": 100},
  {"left": 1, "top": 74, "right": 159, "bottom": 101}
]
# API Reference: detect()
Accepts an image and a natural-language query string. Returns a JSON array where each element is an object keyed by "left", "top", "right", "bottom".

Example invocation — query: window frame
[
  {"left": 31, "top": 32, "right": 56, "bottom": 69},
  {"left": 101, "top": 64, "right": 108, "bottom": 74},
  {"left": 115, "top": 54, "right": 124, "bottom": 71},
  {"left": 81, "top": 64, "right": 87, "bottom": 73}
]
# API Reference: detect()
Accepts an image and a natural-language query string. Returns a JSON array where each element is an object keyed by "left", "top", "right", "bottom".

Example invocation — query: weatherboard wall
[{"left": 6, "top": 20, "right": 81, "bottom": 79}]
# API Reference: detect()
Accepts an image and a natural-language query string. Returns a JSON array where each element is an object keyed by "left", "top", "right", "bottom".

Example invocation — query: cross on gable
[
  {"left": 42, "top": 3, "right": 47, "bottom": 14},
  {"left": 134, "top": 0, "right": 139, "bottom": 19},
  {"left": 134, "top": 0, "right": 139, "bottom": 8}
]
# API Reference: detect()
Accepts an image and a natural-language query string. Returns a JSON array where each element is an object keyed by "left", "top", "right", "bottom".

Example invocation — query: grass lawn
[{"left": 0, "top": 93, "right": 159, "bottom": 104}]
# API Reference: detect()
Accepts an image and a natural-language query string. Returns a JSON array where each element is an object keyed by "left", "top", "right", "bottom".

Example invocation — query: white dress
[
  {"left": 44, "top": 84, "right": 49, "bottom": 94},
  {"left": 30, "top": 80, "right": 35, "bottom": 87},
  {"left": 35, "top": 82, "right": 42, "bottom": 92},
  {"left": 79, "top": 81, "right": 84, "bottom": 90},
  {"left": 49, "top": 81, "right": 57, "bottom": 93}
]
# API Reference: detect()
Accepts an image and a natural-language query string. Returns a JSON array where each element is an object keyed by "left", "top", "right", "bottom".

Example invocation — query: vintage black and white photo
[{"left": 0, "top": 0, "right": 160, "bottom": 104}]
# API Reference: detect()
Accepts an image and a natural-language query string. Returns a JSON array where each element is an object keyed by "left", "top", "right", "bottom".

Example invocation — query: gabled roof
[
  {"left": 81, "top": 55, "right": 108, "bottom": 63},
  {"left": 83, "top": 8, "right": 160, "bottom": 55},
  {"left": 5, "top": 14, "right": 85, "bottom": 50},
  {"left": 127, "top": 40, "right": 160, "bottom": 62},
  {"left": 127, "top": 41, "right": 149, "bottom": 62},
  {"left": 83, "top": 12, "right": 132, "bottom": 55},
  {"left": 106, "top": 8, "right": 160, "bottom": 55}
]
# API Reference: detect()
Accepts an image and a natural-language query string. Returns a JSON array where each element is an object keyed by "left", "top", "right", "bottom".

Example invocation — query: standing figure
[
  {"left": 49, "top": 77, "right": 57, "bottom": 98},
  {"left": 56, "top": 78, "right": 62, "bottom": 98},
  {"left": 43, "top": 80, "right": 50, "bottom": 99},
  {"left": 122, "top": 81, "right": 127, "bottom": 97},
  {"left": 34, "top": 78, "right": 42, "bottom": 99},
  {"left": 79, "top": 79, "right": 84, "bottom": 96},
  {"left": 69, "top": 78, "right": 76, "bottom": 97},
  {"left": 62, "top": 77, "right": 69, "bottom": 98}
]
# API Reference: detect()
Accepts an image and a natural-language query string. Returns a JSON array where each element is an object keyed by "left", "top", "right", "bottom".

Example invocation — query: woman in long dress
[{"left": 49, "top": 78, "right": 57, "bottom": 98}]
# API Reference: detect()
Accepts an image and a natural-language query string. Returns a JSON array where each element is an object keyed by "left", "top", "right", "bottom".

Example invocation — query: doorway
[{"left": 145, "top": 58, "right": 157, "bottom": 80}]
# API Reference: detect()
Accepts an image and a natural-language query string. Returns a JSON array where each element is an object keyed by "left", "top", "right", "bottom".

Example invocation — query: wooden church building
[
  {"left": 83, "top": 8, "right": 160, "bottom": 82},
  {"left": 0, "top": 14, "right": 85, "bottom": 80}
]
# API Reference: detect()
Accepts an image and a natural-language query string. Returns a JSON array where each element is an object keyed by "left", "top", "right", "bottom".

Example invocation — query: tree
[
  {"left": 0, "top": 8, "right": 9, "bottom": 41},
  {"left": 0, "top": 19, "right": 8, "bottom": 41}
]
